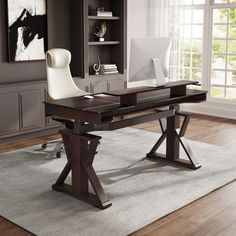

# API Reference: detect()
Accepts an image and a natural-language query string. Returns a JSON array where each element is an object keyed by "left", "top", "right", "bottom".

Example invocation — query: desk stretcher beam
[{"left": 76, "top": 108, "right": 175, "bottom": 134}]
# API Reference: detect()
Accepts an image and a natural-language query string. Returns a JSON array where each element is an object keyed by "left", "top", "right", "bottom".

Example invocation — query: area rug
[{"left": 0, "top": 128, "right": 236, "bottom": 236}]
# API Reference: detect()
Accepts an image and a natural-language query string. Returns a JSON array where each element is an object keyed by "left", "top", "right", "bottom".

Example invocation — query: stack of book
[
  {"left": 97, "top": 10, "right": 113, "bottom": 17},
  {"left": 99, "top": 64, "right": 119, "bottom": 75}
]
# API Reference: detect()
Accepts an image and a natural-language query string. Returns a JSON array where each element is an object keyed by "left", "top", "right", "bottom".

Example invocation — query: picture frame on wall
[{"left": 7, "top": 0, "right": 47, "bottom": 62}]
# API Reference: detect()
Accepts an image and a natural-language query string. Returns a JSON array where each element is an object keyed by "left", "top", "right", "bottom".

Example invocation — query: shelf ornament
[
  {"left": 93, "top": 56, "right": 101, "bottom": 75},
  {"left": 94, "top": 22, "right": 107, "bottom": 41}
]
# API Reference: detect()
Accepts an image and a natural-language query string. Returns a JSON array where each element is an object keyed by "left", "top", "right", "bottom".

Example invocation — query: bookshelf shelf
[
  {"left": 88, "top": 16, "right": 120, "bottom": 20},
  {"left": 88, "top": 41, "right": 120, "bottom": 46}
]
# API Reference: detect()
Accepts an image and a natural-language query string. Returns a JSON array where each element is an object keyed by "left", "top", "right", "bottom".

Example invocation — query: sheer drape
[
  {"left": 148, "top": 0, "right": 170, "bottom": 37},
  {"left": 148, "top": 0, "right": 185, "bottom": 80},
  {"left": 148, "top": 0, "right": 185, "bottom": 37}
]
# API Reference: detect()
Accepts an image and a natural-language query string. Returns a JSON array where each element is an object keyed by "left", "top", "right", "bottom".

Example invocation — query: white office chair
[{"left": 42, "top": 48, "right": 89, "bottom": 157}]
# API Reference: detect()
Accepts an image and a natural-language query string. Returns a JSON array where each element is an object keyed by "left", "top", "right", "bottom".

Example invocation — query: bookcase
[{"left": 71, "top": 0, "right": 127, "bottom": 93}]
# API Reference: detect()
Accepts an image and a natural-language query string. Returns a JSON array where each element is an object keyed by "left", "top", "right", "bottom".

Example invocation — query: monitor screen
[{"left": 129, "top": 38, "right": 171, "bottom": 86}]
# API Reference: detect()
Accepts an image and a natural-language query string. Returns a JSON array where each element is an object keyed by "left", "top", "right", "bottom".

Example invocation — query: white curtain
[
  {"left": 148, "top": 0, "right": 185, "bottom": 80},
  {"left": 148, "top": 0, "right": 170, "bottom": 37},
  {"left": 148, "top": 0, "right": 184, "bottom": 38}
]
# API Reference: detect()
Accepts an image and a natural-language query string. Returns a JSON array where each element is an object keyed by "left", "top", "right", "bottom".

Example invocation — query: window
[
  {"left": 211, "top": 2, "right": 236, "bottom": 99},
  {"left": 169, "top": 1, "right": 205, "bottom": 84},
  {"left": 169, "top": 0, "right": 236, "bottom": 100}
]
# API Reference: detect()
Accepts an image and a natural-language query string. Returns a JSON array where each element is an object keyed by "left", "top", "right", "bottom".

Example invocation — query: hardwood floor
[
  {"left": 0, "top": 114, "right": 236, "bottom": 235},
  {"left": 130, "top": 181, "right": 236, "bottom": 236},
  {"left": 0, "top": 216, "right": 34, "bottom": 236},
  {"left": 0, "top": 133, "right": 60, "bottom": 154}
]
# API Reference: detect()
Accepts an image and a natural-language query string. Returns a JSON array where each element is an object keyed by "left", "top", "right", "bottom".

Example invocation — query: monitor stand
[{"left": 151, "top": 58, "right": 168, "bottom": 87}]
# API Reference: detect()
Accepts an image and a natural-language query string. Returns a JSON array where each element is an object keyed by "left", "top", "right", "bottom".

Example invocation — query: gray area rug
[{"left": 0, "top": 128, "right": 236, "bottom": 236}]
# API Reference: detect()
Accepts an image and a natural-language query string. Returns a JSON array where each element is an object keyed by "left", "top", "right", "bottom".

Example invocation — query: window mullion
[
  {"left": 202, "top": 1, "right": 212, "bottom": 92},
  {"left": 225, "top": 9, "right": 230, "bottom": 97}
]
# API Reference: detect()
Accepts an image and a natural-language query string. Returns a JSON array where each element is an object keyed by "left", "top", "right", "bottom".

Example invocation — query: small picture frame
[{"left": 7, "top": 0, "right": 48, "bottom": 62}]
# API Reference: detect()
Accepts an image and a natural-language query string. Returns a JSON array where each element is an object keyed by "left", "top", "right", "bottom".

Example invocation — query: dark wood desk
[{"left": 44, "top": 80, "right": 207, "bottom": 209}]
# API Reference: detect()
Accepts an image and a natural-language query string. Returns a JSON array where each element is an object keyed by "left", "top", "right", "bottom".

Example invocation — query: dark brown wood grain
[{"left": 44, "top": 81, "right": 206, "bottom": 124}]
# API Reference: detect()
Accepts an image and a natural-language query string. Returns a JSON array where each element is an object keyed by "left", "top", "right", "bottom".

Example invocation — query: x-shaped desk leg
[
  {"left": 147, "top": 109, "right": 201, "bottom": 170},
  {"left": 52, "top": 129, "right": 112, "bottom": 209}
]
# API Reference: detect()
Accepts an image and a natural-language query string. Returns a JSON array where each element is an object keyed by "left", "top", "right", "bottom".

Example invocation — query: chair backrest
[{"left": 46, "top": 48, "right": 88, "bottom": 100}]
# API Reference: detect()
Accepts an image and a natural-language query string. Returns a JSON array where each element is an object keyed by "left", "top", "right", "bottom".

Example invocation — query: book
[
  {"left": 101, "top": 64, "right": 117, "bottom": 67},
  {"left": 97, "top": 11, "right": 113, "bottom": 17},
  {"left": 99, "top": 64, "right": 118, "bottom": 74},
  {"left": 97, "top": 13, "right": 113, "bottom": 17},
  {"left": 100, "top": 67, "right": 117, "bottom": 70},
  {"left": 100, "top": 64, "right": 117, "bottom": 69},
  {"left": 101, "top": 64, "right": 116, "bottom": 66},
  {"left": 99, "top": 70, "right": 119, "bottom": 75},
  {"left": 100, "top": 69, "right": 118, "bottom": 72}
]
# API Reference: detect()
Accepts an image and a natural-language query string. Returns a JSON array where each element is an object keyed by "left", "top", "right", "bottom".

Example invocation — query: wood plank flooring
[
  {"left": 130, "top": 181, "right": 236, "bottom": 236},
  {"left": 0, "top": 114, "right": 236, "bottom": 236},
  {"left": 0, "top": 216, "right": 34, "bottom": 236}
]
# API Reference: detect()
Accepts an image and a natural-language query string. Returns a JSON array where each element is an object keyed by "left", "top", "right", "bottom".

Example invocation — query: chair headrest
[{"left": 46, "top": 48, "right": 71, "bottom": 68}]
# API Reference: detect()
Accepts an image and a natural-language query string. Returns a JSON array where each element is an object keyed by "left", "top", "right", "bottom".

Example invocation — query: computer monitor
[{"left": 129, "top": 38, "right": 171, "bottom": 86}]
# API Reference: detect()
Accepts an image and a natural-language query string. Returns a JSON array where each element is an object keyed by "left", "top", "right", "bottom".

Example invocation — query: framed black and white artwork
[{"left": 7, "top": 0, "right": 47, "bottom": 62}]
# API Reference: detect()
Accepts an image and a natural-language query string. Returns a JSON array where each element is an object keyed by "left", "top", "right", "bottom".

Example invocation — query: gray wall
[{"left": 0, "top": 0, "right": 71, "bottom": 84}]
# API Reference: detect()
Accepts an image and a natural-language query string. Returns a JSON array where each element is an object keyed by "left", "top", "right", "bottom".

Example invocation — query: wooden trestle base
[
  {"left": 52, "top": 129, "right": 112, "bottom": 209},
  {"left": 146, "top": 112, "right": 201, "bottom": 170},
  {"left": 52, "top": 111, "right": 201, "bottom": 209},
  {"left": 146, "top": 153, "right": 201, "bottom": 170}
]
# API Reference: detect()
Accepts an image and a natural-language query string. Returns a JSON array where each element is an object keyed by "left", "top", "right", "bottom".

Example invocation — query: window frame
[
  {"left": 169, "top": 2, "right": 207, "bottom": 86},
  {"left": 208, "top": 1, "right": 236, "bottom": 100},
  {"left": 169, "top": 0, "right": 236, "bottom": 102}
]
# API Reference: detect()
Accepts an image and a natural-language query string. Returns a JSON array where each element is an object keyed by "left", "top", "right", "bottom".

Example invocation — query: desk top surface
[
  {"left": 105, "top": 80, "right": 199, "bottom": 96},
  {"left": 44, "top": 80, "right": 207, "bottom": 124}
]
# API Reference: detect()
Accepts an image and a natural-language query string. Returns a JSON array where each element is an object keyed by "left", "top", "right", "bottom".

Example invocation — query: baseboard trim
[
  {"left": 0, "top": 127, "right": 61, "bottom": 145},
  {"left": 181, "top": 101, "right": 236, "bottom": 120}
]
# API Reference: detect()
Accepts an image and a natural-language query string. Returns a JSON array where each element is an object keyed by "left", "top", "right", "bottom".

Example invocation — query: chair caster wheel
[
  {"left": 56, "top": 152, "right": 61, "bottom": 158},
  {"left": 41, "top": 143, "right": 47, "bottom": 149}
]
